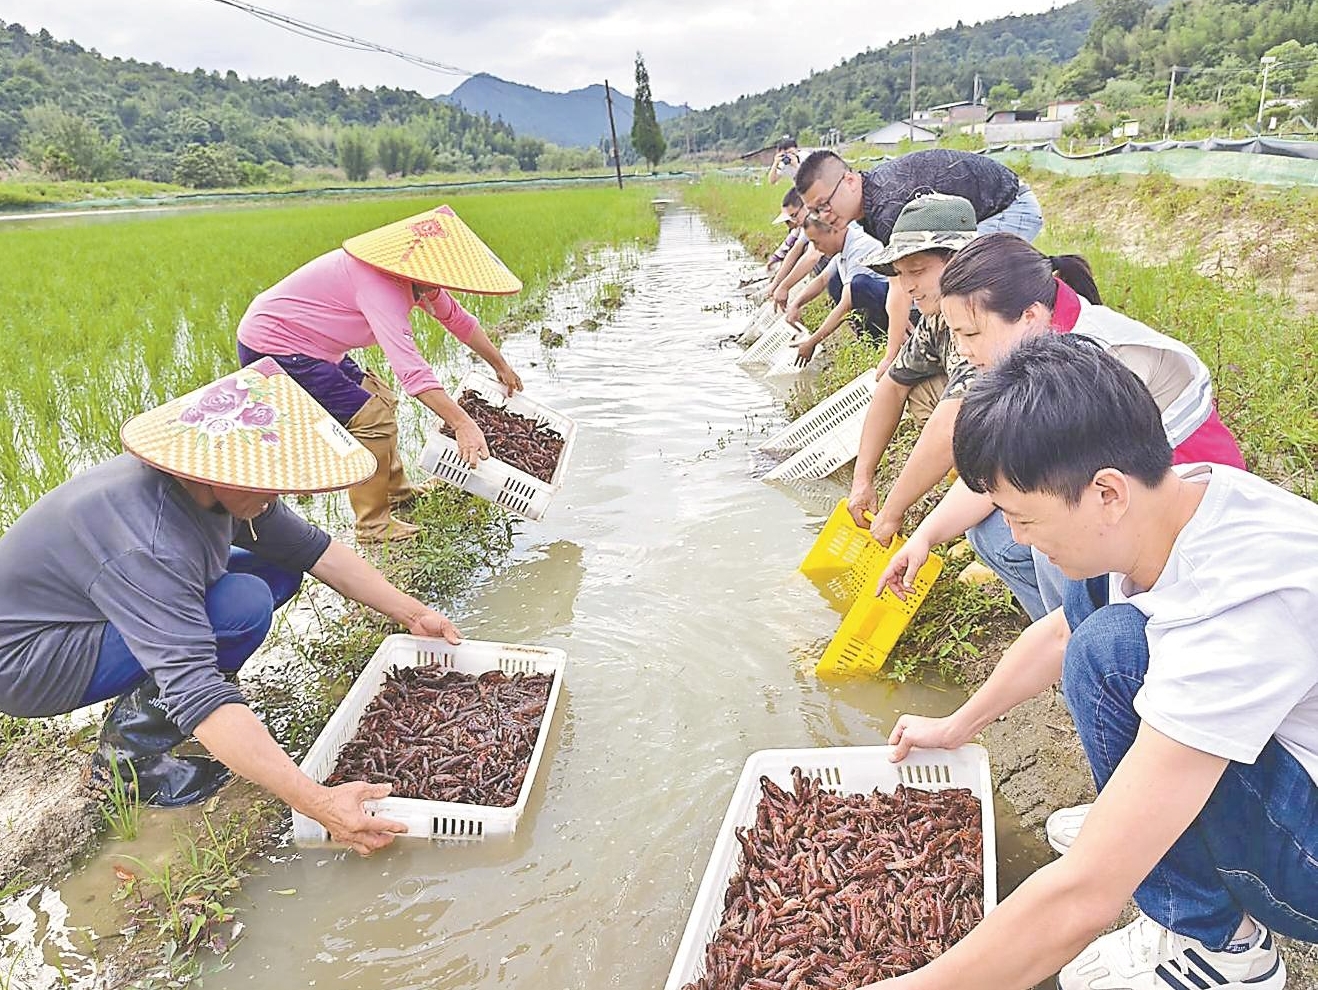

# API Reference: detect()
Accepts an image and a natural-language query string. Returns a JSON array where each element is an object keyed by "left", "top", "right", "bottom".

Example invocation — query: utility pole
[
  {"left": 973, "top": 73, "right": 981, "bottom": 106},
  {"left": 685, "top": 102, "right": 692, "bottom": 156},
  {"left": 908, "top": 36, "right": 919, "bottom": 142},
  {"left": 1257, "top": 56, "right": 1279, "bottom": 130},
  {"left": 604, "top": 79, "right": 623, "bottom": 189},
  {"left": 1214, "top": 83, "right": 1224, "bottom": 134},
  {"left": 1163, "top": 65, "right": 1187, "bottom": 139}
]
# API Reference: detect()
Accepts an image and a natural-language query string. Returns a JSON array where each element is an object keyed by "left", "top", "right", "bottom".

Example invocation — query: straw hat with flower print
[
  {"left": 342, "top": 204, "right": 523, "bottom": 295},
  {"left": 121, "top": 357, "right": 377, "bottom": 493}
]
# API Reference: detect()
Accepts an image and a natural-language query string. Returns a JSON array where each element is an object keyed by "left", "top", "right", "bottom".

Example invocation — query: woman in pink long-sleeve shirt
[{"left": 237, "top": 245, "right": 521, "bottom": 543}]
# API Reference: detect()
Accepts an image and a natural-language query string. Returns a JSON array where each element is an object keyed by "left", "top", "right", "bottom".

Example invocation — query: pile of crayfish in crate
[
  {"left": 325, "top": 665, "right": 553, "bottom": 807},
  {"left": 442, "top": 390, "right": 566, "bottom": 483},
  {"left": 683, "top": 769, "right": 983, "bottom": 990}
]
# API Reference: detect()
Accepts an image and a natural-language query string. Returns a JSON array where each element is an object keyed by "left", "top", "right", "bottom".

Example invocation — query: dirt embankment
[
  {"left": 0, "top": 743, "right": 100, "bottom": 888},
  {"left": 1028, "top": 170, "right": 1318, "bottom": 316}
]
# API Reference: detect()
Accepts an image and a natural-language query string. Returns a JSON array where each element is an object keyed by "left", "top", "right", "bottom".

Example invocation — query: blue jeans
[
  {"left": 966, "top": 509, "right": 1048, "bottom": 620},
  {"left": 1032, "top": 547, "right": 1067, "bottom": 615},
  {"left": 977, "top": 185, "right": 1044, "bottom": 243},
  {"left": 1062, "top": 580, "right": 1318, "bottom": 949},
  {"left": 826, "top": 270, "right": 890, "bottom": 344},
  {"left": 79, "top": 549, "right": 302, "bottom": 705}
]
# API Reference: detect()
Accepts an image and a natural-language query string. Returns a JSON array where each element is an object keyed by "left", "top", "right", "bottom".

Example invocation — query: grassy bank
[
  {"left": 0, "top": 185, "right": 660, "bottom": 526},
  {"left": 0, "top": 168, "right": 663, "bottom": 210}
]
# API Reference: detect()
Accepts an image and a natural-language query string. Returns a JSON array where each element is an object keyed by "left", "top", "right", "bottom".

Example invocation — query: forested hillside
[
  {"left": 0, "top": 19, "right": 551, "bottom": 186},
  {"left": 1060, "top": 0, "right": 1318, "bottom": 122},
  {"left": 677, "top": 0, "right": 1318, "bottom": 152},
  {"left": 678, "top": 2, "right": 1097, "bottom": 152}
]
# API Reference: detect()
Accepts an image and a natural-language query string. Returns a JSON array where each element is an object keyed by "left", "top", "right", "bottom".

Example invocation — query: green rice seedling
[{"left": 0, "top": 186, "right": 660, "bottom": 526}]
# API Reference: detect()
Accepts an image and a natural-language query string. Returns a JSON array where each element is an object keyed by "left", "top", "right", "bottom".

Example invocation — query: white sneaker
[
  {"left": 1059, "top": 914, "right": 1286, "bottom": 990},
  {"left": 1046, "top": 802, "right": 1092, "bottom": 854}
]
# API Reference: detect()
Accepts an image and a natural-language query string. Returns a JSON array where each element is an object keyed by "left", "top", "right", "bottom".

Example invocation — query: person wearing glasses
[{"left": 794, "top": 149, "right": 1043, "bottom": 343}]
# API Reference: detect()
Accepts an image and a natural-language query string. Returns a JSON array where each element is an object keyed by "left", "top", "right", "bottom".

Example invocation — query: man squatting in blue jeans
[
  {"left": 0, "top": 361, "right": 461, "bottom": 856},
  {"left": 861, "top": 334, "right": 1315, "bottom": 990}
]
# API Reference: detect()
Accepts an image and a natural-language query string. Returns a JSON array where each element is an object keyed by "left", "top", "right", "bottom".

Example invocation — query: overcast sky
[{"left": 2, "top": 0, "right": 1069, "bottom": 108}]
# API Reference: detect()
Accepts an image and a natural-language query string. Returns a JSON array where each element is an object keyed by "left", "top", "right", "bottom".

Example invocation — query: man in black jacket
[{"left": 794, "top": 148, "right": 1044, "bottom": 351}]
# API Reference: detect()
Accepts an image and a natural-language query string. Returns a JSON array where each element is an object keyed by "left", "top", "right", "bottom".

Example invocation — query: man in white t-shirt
[
  {"left": 864, "top": 334, "right": 1315, "bottom": 990},
  {"left": 784, "top": 216, "right": 899, "bottom": 368}
]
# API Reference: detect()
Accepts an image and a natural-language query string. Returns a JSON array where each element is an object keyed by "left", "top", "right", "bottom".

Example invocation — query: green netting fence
[{"left": 990, "top": 148, "right": 1318, "bottom": 187}]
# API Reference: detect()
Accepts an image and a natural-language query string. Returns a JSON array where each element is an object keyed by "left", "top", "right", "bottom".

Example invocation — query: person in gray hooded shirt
[{"left": 0, "top": 360, "right": 460, "bottom": 856}]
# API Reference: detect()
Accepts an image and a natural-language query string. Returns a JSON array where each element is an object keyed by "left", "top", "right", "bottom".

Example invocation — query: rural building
[
  {"left": 857, "top": 121, "right": 938, "bottom": 146},
  {"left": 982, "top": 109, "right": 1064, "bottom": 143},
  {"left": 1045, "top": 100, "right": 1087, "bottom": 122},
  {"left": 927, "top": 100, "right": 989, "bottom": 127}
]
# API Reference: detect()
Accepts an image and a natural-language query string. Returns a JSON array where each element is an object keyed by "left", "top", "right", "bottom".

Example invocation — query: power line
[{"left": 202, "top": 0, "right": 476, "bottom": 78}]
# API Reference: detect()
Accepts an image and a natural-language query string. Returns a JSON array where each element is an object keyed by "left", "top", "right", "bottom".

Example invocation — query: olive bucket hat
[
  {"left": 121, "top": 357, "right": 377, "bottom": 494},
  {"left": 861, "top": 193, "right": 979, "bottom": 276}
]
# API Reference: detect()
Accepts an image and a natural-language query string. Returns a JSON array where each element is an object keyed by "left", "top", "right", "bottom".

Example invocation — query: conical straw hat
[
  {"left": 121, "top": 358, "right": 377, "bottom": 494},
  {"left": 342, "top": 204, "right": 522, "bottom": 295}
]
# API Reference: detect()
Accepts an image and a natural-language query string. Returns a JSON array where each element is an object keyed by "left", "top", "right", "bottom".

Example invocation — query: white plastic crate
[
  {"left": 763, "top": 333, "right": 811, "bottom": 377},
  {"left": 292, "top": 634, "right": 567, "bottom": 844},
  {"left": 664, "top": 745, "right": 996, "bottom": 990},
  {"left": 735, "top": 301, "right": 777, "bottom": 346},
  {"left": 737, "top": 319, "right": 802, "bottom": 366},
  {"left": 764, "top": 412, "right": 866, "bottom": 482},
  {"left": 419, "top": 371, "right": 577, "bottom": 521},
  {"left": 760, "top": 368, "right": 878, "bottom": 453}
]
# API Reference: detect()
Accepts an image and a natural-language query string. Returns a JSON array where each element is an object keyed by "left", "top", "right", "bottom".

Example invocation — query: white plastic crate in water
[
  {"left": 419, "top": 371, "right": 577, "bottom": 521},
  {"left": 764, "top": 412, "right": 866, "bottom": 482},
  {"left": 735, "top": 300, "right": 778, "bottom": 345},
  {"left": 763, "top": 332, "right": 812, "bottom": 377},
  {"left": 737, "top": 318, "right": 801, "bottom": 366},
  {"left": 292, "top": 634, "right": 567, "bottom": 844},
  {"left": 760, "top": 368, "right": 878, "bottom": 453},
  {"left": 664, "top": 745, "right": 997, "bottom": 990}
]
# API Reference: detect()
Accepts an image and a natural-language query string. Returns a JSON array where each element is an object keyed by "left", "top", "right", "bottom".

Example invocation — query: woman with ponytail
[{"left": 880, "top": 233, "right": 1245, "bottom": 619}]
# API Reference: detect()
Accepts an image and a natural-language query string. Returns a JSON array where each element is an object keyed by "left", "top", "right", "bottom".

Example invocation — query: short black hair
[
  {"left": 781, "top": 187, "right": 803, "bottom": 209},
  {"left": 953, "top": 334, "right": 1172, "bottom": 504},
  {"left": 777, "top": 135, "right": 797, "bottom": 151},
  {"left": 794, "top": 150, "right": 845, "bottom": 195}
]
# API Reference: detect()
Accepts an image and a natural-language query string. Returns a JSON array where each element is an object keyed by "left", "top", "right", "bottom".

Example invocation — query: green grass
[
  {"left": 99, "top": 757, "right": 143, "bottom": 841},
  {"left": 0, "top": 185, "right": 659, "bottom": 525},
  {"left": 0, "top": 177, "right": 189, "bottom": 207}
]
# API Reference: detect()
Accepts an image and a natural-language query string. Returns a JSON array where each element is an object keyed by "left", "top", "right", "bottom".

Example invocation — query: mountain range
[{"left": 443, "top": 73, "right": 687, "bottom": 148}]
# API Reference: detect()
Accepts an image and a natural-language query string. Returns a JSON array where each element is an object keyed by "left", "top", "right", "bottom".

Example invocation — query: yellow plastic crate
[
  {"left": 817, "top": 548, "right": 944, "bottom": 677},
  {"left": 799, "top": 498, "right": 881, "bottom": 583}
]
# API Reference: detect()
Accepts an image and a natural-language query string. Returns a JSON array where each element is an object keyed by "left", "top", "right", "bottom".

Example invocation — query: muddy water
[{"left": 194, "top": 208, "right": 1051, "bottom": 989}]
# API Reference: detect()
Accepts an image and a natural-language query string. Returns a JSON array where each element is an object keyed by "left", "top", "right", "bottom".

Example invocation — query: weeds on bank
[
  {"left": 116, "top": 807, "right": 262, "bottom": 962},
  {"left": 100, "top": 758, "right": 143, "bottom": 841}
]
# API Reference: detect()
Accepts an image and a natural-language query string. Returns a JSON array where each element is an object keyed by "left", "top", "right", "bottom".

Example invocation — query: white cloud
[{"left": 2, "top": 0, "right": 1072, "bottom": 107}]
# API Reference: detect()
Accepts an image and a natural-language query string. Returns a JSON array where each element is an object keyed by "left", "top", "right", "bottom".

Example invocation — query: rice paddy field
[{"left": 0, "top": 186, "right": 661, "bottom": 526}]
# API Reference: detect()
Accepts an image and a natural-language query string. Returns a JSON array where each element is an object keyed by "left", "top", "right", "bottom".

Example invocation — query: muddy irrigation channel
[{"left": 1, "top": 206, "right": 1054, "bottom": 989}]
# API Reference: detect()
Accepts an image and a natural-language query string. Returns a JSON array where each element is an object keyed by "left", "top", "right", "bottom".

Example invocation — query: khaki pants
[
  {"left": 905, "top": 373, "right": 948, "bottom": 428},
  {"left": 343, "top": 371, "right": 421, "bottom": 542}
]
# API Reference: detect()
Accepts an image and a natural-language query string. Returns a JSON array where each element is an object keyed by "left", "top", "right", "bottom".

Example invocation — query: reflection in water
[{"left": 11, "top": 208, "right": 1051, "bottom": 989}]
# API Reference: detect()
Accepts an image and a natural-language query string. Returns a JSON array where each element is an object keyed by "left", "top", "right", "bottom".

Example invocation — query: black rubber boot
[{"left": 93, "top": 680, "right": 231, "bottom": 808}]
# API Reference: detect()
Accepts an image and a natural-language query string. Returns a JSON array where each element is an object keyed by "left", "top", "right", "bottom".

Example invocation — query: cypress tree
[{"left": 631, "top": 53, "right": 667, "bottom": 170}]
